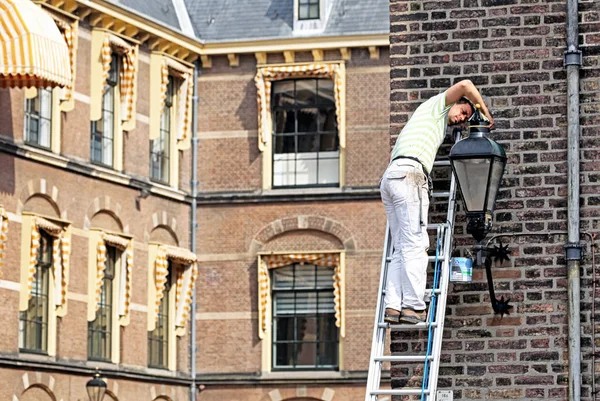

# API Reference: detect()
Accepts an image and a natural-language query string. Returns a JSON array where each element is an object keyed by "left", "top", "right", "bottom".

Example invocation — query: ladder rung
[
  {"left": 381, "top": 288, "right": 440, "bottom": 298},
  {"left": 385, "top": 255, "right": 443, "bottom": 263},
  {"left": 371, "top": 389, "right": 431, "bottom": 396},
  {"left": 433, "top": 159, "right": 451, "bottom": 167},
  {"left": 379, "top": 322, "right": 438, "bottom": 329},
  {"left": 431, "top": 191, "right": 450, "bottom": 198},
  {"left": 374, "top": 355, "right": 432, "bottom": 362}
]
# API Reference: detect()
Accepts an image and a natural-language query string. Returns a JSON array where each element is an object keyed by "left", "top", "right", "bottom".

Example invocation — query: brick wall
[{"left": 390, "top": 0, "right": 600, "bottom": 399}]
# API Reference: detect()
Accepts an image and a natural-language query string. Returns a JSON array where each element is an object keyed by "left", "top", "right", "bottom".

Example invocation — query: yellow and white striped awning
[{"left": 0, "top": 0, "right": 71, "bottom": 88}]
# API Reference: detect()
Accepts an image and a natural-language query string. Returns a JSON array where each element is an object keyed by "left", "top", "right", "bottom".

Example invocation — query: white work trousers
[{"left": 380, "top": 159, "right": 430, "bottom": 312}]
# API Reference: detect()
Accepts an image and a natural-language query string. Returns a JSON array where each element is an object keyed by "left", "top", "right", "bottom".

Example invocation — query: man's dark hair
[{"left": 457, "top": 96, "right": 475, "bottom": 116}]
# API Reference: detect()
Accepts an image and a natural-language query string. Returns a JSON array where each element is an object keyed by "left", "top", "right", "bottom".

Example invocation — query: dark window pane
[
  {"left": 273, "top": 81, "right": 295, "bottom": 107},
  {"left": 274, "top": 110, "right": 295, "bottom": 134},
  {"left": 296, "top": 342, "right": 317, "bottom": 366},
  {"left": 297, "top": 108, "right": 318, "bottom": 133},
  {"left": 318, "top": 314, "right": 337, "bottom": 341},
  {"left": 296, "top": 316, "right": 317, "bottom": 341},
  {"left": 297, "top": 133, "right": 319, "bottom": 153},
  {"left": 317, "top": 79, "right": 334, "bottom": 106},
  {"left": 319, "top": 109, "right": 337, "bottom": 132},
  {"left": 275, "top": 343, "right": 294, "bottom": 367},
  {"left": 275, "top": 316, "right": 294, "bottom": 340},
  {"left": 317, "top": 341, "right": 337, "bottom": 366},
  {"left": 274, "top": 134, "right": 295, "bottom": 154},
  {"left": 320, "top": 133, "right": 339, "bottom": 151},
  {"left": 296, "top": 80, "right": 317, "bottom": 106}
]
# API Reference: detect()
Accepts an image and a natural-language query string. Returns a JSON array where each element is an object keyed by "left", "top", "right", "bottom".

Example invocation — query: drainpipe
[
  {"left": 189, "top": 59, "right": 200, "bottom": 401},
  {"left": 565, "top": 0, "right": 582, "bottom": 400}
]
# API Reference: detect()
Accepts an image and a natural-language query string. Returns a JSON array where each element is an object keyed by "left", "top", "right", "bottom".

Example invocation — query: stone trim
[{"left": 251, "top": 215, "right": 355, "bottom": 254}]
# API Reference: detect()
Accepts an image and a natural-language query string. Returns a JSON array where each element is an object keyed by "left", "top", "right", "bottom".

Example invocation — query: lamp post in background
[
  {"left": 449, "top": 104, "right": 512, "bottom": 315},
  {"left": 86, "top": 369, "right": 106, "bottom": 401}
]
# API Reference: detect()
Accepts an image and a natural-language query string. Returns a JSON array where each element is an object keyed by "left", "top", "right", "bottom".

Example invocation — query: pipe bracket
[
  {"left": 564, "top": 50, "right": 582, "bottom": 67},
  {"left": 565, "top": 242, "right": 583, "bottom": 260}
]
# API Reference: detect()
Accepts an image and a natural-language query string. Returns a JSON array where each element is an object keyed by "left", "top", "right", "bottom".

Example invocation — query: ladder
[{"left": 365, "top": 134, "right": 460, "bottom": 401}]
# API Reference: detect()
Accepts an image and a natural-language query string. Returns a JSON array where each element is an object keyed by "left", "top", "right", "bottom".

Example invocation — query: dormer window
[
  {"left": 294, "top": 0, "right": 332, "bottom": 33},
  {"left": 299, "top": 0, "right": 319, "bottom": 20}
]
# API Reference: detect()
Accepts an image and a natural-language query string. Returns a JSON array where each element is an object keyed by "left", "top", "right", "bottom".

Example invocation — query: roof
[
  {"left": 102, "top": 0, "right": 389, "bottom": 43},
  {"left": 106, "top": 0, "right": 182, "bottom": 31},
  {"left": 183, "top": 0, "right": 389, "bottom": 43}
]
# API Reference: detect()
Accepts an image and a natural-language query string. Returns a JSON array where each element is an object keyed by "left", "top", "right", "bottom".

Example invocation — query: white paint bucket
[{"left": 450, "top": 257, "right": 472, "bottom": 282}]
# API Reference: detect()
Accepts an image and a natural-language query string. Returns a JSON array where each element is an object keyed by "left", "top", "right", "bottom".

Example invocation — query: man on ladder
[{"left": 380, "top": 79, "right": 494, "bottom": 324}]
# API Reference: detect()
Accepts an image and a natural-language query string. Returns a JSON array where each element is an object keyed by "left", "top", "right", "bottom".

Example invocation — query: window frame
[
  {"left": 147, "top": 243, "right": 179, "bottom": 371},
  {"left": 148, "top": 260, "right": 173, "bottom": 369},
  {"left": 298, "top": 0, "right": 320, "bottom": 20},
  {"left": 88, "top": 245, "right": 118, "bottom": 362},
  {"left": 18, "top": 213, "right": 68, "bottom": 357},
  {"left": 270, "top": 78, "right": 340, "bottom": 189},
  {"left": 23, "top": 87, "right": 62, "bottom": 153},
  {"left": 150, "top": 76, "right": 177, "bottom": 185},
  {"left": 19, "top": 230, "right": 52, "bottom": 354},
  {"left": 271, "top": 263, "right": 339, "bottom": 371},
  {"left": 91, "top": 54, "right": 120, "bottom": 168},
  {"left": 257, "top": 251, "right": 346, "bottom": 375},
  {"left": 24, "top": 88, "right": 53, "bottom": 150},
  {"left": 86, "top": 229, "right": 130, "bottom": 365}
]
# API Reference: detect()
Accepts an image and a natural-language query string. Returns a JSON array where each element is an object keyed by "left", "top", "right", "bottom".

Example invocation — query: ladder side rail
[
  {"left": 425, "top": 134, "right": 461, "bottom": 400},
  {"left": 421, "top": 225, "right": 446, "bottom": 401},
  {"left": 365, "top": 223, "right": 392, "bottom": 401}
]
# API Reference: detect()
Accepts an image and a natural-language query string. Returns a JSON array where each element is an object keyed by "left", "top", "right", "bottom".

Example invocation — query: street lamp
[
  {"left": 86, "top": 370, "right": 106, "bottom": 401},
  {"left": 449, "top": 104, "right": 507, "bottom": 242},
  {"left": 449, "top": 104, "right": 511, "bottom": 315}
]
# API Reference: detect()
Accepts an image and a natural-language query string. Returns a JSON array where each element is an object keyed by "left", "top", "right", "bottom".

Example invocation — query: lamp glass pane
[
  {"left": 485, "top": 157, "right": 505, "bottom": 214},
  {"left": 453, "top": 158, "right": 491, "bottom": 212},
  {"left": 86, "top": 386, "right": 105, "bottom": 401}
]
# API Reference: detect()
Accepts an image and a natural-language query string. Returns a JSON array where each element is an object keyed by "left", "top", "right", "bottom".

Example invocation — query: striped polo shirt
[{"left": 389, "top": 91, "right": 453, "bottom": 174}]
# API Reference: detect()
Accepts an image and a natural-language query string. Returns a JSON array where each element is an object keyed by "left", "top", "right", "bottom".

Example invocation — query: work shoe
[
  {"left": 384, "top": 308, "right": 401, "bottom": 323},
  {"left": 399, "top": 309, "right": 426, "bottom": 324}
]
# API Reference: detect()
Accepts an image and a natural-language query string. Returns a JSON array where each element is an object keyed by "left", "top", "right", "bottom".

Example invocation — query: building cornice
[
  {"left": 0, "top": 136, "right": 190, "bottom": 204},
  {"left": 201, "top": 33, "right": 390, "bottom": 55}
]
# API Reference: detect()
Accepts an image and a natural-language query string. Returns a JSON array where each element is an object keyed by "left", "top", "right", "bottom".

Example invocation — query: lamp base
[{"left": 467, "top": 212, "right": 492, "bottom": 242}]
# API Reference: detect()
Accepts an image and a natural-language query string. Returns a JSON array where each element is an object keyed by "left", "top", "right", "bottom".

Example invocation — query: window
[
  {"left": 272, "top": 79, "right": 339, "bottom": 187},
  {"left": 24, "top": 88, "right": 52, "bottom": 149},
  {"left": 298, "top": 0, "right": 319, "bottom": 20},
  {"left": 150, "top": 77, "right": 174, "bottom": 184},
  {"left": 91, "top": 55, "right": 118, "bottom": 167},
  {"left": 272, "top": 263, "right": 338, "bottom": 370},
  {"left": 19, "top": 231, "right": 52, "bottom": 353},
  {"left": 88, "top": 246, "right": 117, "bottom": 361},
  {"left": 148, "top": 261, "right": 172, "bottom": 369}
]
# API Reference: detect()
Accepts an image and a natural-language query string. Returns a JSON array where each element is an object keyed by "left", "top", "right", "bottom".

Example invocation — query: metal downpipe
[
  {"left": 565, "top": 0, "right": 582, "bottom": 400},
  {"left": 189, "top": 59, "right": 200, "bottom": 401}
]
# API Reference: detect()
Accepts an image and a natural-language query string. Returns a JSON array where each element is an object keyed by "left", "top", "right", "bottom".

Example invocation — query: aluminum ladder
[{"left": 365, "top": 137, "right": 460, "bottom": 401}]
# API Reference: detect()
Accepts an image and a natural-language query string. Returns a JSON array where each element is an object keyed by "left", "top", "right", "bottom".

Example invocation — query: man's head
[{"left": 448, "top": 97, "right": 475, "bottom": 125}]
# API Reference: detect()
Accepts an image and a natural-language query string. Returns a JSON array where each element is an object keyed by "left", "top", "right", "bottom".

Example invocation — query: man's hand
[{"left": 446, "top": 79, "right": 494, "bottom": 128}]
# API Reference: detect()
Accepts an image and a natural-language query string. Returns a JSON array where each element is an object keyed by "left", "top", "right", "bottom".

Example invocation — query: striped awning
[{"left": 0, "top": 0, "right": 71, "bottom": 88}]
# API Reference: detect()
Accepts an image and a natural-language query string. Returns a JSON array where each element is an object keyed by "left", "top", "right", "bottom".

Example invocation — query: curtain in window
[
  {"left": 152, "top": 245, "right": 198, "bottom": 332},
  {"left": 90, "top": 30, "right": 138, "bottom": 131},
  {"left": 26, "top": 217, "right": 70, "bottom": 310},
  {"left": 149, "top": 54, "right": 194, "bottom": 150},
  {"left": 258, "top": 253, "right": 342, "bottom": 339},
  {"left": 0, "top": 207, "right": 8, "bottom": 275},
  {"left": 92, "top": 232, "right": 133, "bottom": 322},
  {"left": 255, "top": 63, "right": 346, "bottom": 152}
]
